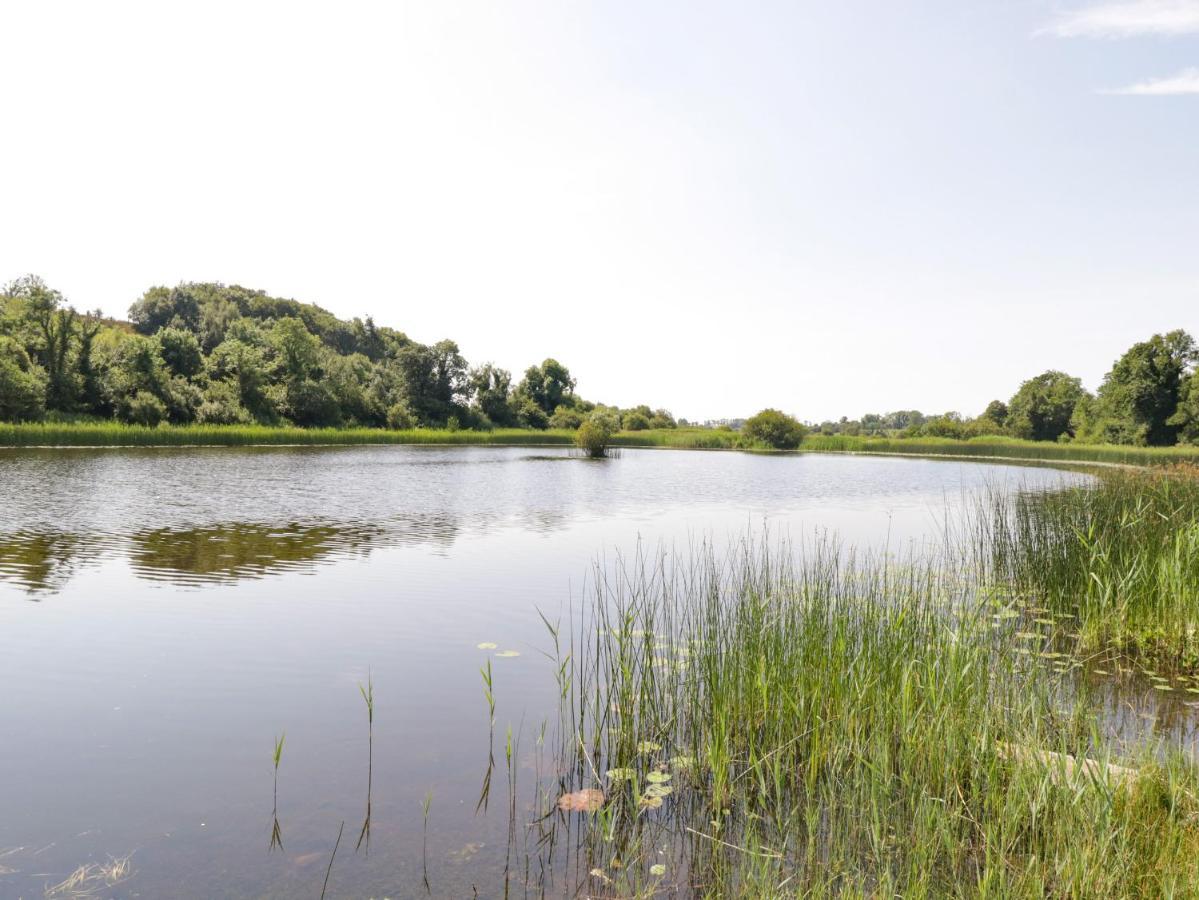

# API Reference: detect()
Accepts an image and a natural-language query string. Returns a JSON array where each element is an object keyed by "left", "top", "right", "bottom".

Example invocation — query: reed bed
[
  {"left": 979, "top": 466, "right": 1199, "bottom": 673},
  {"left": 803, "top": 434, "right": 1199, "bottom": 467},
  {"left": 533, "top": 536, "right": 1199, "bottom": 898}
]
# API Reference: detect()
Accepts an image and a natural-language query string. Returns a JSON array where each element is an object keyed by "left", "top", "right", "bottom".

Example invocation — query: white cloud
[
  {"left": 1041, "top": 0, "right": 1199, "bottom": 37},
  {"left": 1101, "top": 66, "right": 1199, "bottom": 92}
]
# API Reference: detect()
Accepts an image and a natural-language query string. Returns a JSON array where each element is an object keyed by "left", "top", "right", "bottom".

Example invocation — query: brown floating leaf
[{"left": 558, "top": 788, "right": 605, "bottom": 813}]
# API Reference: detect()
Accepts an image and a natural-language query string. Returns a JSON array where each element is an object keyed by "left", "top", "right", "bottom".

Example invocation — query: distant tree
[
  {"left": 742, "top": 409, "right": 806, "bottom": 449},
  {"left": 0, "top": 335, "right": 47, "bottom": 421},
  {"left": 4, "top": 275, "right": 78, "bottom": 411},
  {"left": 1167, "top": 369, "right": 1199, "bottom": 445},
  {"left": 623, "top": 411, "right": 650, "bottom": 431},
  {"left": 469, "top": 363, "right": 515, "bottom": 426},
  {"left": 129, "top": 285, "right": 201, "bottom": 334},
  {"left": 549, "top": 405, "right": 583, "bottom": 430},
  {"left": 1006, "top": 371, "right": 1086, "bottom": 442},
  {"left": 396, "top": 340, "right": 469, "bottom": 424},
  {"left": 1086, "top": 330, "right": 1197, "bottom": 446},
  {"left": 980, "top": 399, "right": 1009, "bottom": 428},
  {"left": 156, "top": 327, "right": 204, "bottom": 379},
  {"left": 516, "top": 358, "right": 575, "bottom": 416}
]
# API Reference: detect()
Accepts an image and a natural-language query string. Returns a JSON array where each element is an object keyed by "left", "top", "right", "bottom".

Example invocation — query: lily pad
[
  {"left": 638, "top": 794, "right": 663, "bottom": 809},
  {"left": 476, "top": 642, "right": 498, "bottom": 650},
  {"left": 669, "top": 755, "right": 695, "bottom": 771},
  {"left": 644, "top": 784, "right": 673, "bottom": 799},
  {"left": 646, "top": 771, "right": 671, "bottom": 784},
  {"left": 637, "top": 741, "right": 661, "bottom": 754},
  {"left": 650, "top": 863, "right": 666, "bottom": 876},
  {"left": 606, "top": 768, "right": 636, "bottom": 782},
  {"left": 495, "top": 650, "right": 521, "bottom": 658}
]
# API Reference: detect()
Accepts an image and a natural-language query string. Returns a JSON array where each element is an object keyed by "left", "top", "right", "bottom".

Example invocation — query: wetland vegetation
[{"left": 511, "top": 465, "right": 1199, "bottom": 896}]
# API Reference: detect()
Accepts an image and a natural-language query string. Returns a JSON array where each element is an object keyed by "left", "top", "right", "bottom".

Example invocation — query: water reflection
[{"left": 0, "top": 515, "right": 465, "bottom": 595}]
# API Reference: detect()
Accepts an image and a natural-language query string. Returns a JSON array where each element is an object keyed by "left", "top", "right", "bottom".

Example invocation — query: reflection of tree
[
  {"left": 127, "top": 522, "right": 383, "bottom": 585},
  {"left": 0, "top": 530, "right": 94, "bottom": 596},
  {"left": 0, "top": 513, "right": 465, "bottom": 595}
]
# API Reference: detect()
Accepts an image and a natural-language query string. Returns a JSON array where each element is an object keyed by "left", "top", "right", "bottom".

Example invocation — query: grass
[
  {"left": 979, "top": 464, "right": 1199, "bottom": 672},
  {"left": 527, "top": 525, "right": 1199, "bottom": 896},
  {"left": 3, "top": 420, "right": 1198, "bottom": 466},
  {"left": 802, "top": 433, "right": 1199, "bottom": 466}
]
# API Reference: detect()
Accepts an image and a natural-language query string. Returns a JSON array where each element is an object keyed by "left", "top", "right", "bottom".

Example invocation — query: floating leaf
[
  {"left": 646, "top": 771, "right": 671, "bottom": 784},
  {"left": 495, "top": 650, "right": 521, "bottom": 658},
  {"left": 650, "top": 863, "right": 666, "bottom": 876},
  {"left": 476, "top": 642, "right": 497, "bottom": 650},
  {"left": 558, "top": 788, "right": 605, "bottom": 813},
  {"left": 606, "top": 768, "right": 636, "bottom": 782},
  {"left": 1015, "top": 632, "right": 1039, "bottom": 640},
  {"left": 638, "top": 794, "right": 663, "bottom": 809},
  {"left": 644, "top": 784, "right": 673, "bottom": 799},
  {"left": 669, "top": 755, "right": 695, "bottom": 771},
  {"left": 637, "top": 741, "right": 661, "bottom": 754},
  {"left": 1033, "top": 618, "right": 1055, "bottom": 626}
]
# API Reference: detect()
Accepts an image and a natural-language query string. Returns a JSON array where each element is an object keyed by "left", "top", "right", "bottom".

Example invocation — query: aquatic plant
[{"left": 529, "top": 535, "right": 1199, "bottom": 896}]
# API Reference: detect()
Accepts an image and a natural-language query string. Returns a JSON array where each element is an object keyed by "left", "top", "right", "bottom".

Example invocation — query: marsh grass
[
  {"left": 980, "top": 466, "right": 1199, "bottom": 673},
  {"left": 803, "top": 434, "right": 1199, "bottom": 467},
  {"left": 530, "top": 536, "right": 1199, "bottom": 897}
]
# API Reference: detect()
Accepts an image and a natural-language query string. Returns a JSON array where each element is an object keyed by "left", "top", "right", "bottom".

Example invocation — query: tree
[
  {"left": 1006, "top": 371, "right": 1086, "bottom": 442},
  {"left": 129, "top": 285, "right": 201, "bottom": 334},
  {"left": 469, "top": 363, "right": 515, "bottom": 426},
  {"left": 1088, "top": 330, "right": 1197, "bottom": 446},
  {"left": 156, "top": 327, "right": 204, "bottom": 379},
  {"left": 0, "top": 335, "right": 47, "bottom": 421},
  {"left": 5, "top": 275, "right": 78, "bottom": 411},
  {"left": 742, "top": 409, "right": 806, "bottom": 449},
  {"left": 1168, "top": 369, "right": 1199, "bottom": 445},
  {"left": 516, "top": 358, "right": 575, "bottom": 416},
  {"left": 980, "top": 400, "right": 1008, "bottom": 428},
  {"left": 395, "top": 340, "right": 469, "bottom": 424}
]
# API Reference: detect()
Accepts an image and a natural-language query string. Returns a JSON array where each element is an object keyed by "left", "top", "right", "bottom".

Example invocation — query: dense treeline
[
  {"left": 814, "top": 329, "right": 1199, "bottom": 447},
  {"left": 0, "top": 276, "right": 678, "bottom": 432}
]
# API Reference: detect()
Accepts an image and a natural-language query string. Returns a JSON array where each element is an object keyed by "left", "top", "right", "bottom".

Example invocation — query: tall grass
[
  {"left": 533, "top": 537, "right": 1199, "bottom": 897},
  {"left": 980, "top": 465, "right": 1199, "bottom": 671},
  {"left": 803, "top": 433, "right": 1199, "bottom": 466}
]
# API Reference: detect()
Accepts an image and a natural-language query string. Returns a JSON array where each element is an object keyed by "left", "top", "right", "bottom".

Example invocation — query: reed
[
  {"left": 979, "top": 465, "right": 1199, "bottom": 671},
  {"left": 534, "top": 535, "right": 1199, "bottom": 897},
  {"left": 802, "top": 433, "right": 1199, "bottom": 466}
]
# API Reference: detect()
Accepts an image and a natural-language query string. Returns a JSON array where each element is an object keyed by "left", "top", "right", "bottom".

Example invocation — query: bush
[
  {"left": 0, "top": 340, "right": 47, "bottom": 422},
  {"left": 623, "top": 412, "right": 650, "bottom": 431},
  {"left": 386, "top": 401, "right": 416, "bottom": 430},
  {"left": 549, "top": 405, "right": 583, "bottom": 430},
  {"left": 123, "top": 390, "right": 167, "bottom": 426},
  {"left": 742, "top": 408, "right": 806, "bottom": 450},
  {"left": 576, "top": 411, "right": 617, "bottom": 458}
]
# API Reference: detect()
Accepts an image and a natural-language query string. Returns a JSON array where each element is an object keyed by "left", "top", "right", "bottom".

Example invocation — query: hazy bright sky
[{"left": 2, "top": 1, "right": 1196, "bottom": 422}]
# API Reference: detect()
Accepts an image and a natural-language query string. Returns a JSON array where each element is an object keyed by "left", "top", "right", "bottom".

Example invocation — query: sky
[{"left": 1, "top": 1, "right": 1196, "bottom": 423}]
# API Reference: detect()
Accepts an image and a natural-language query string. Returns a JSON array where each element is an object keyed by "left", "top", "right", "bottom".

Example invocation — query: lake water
[{"left": 0, "top": 446, "right": 1088, "bottom": 898}]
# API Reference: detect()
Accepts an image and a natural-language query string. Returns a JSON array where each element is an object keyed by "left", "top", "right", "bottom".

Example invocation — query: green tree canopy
[
  {"left": 1006, "top": 371, "right": 1086, "bottom": 442},
  {"left": 1086, "top": 330, "right": 1197, "bottom": 446},
  {"left": 743, "top": 409, "right": 806, "bottom": 449}
]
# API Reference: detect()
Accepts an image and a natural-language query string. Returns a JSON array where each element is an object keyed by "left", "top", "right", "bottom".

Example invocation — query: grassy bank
[
  {"left": 0, "top": 420, "right": 742, "bottom": 450},
  {"left": 802, "top": 433, "right": 1199, "bottom": 466},
  {"left": 533, "top": 537, "right": 1199, "bottom": 897},
  {"left": 981, "top": 465, "right": 1199, "bottom": 672},
  {"left": 4, "top": 420, "right": 1198, "bottom": 465}
]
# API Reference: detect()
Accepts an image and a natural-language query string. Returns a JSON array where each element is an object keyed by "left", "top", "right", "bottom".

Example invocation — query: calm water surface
[{"left": 0, "top": 447, "right": 1088, "bottom": 897}]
